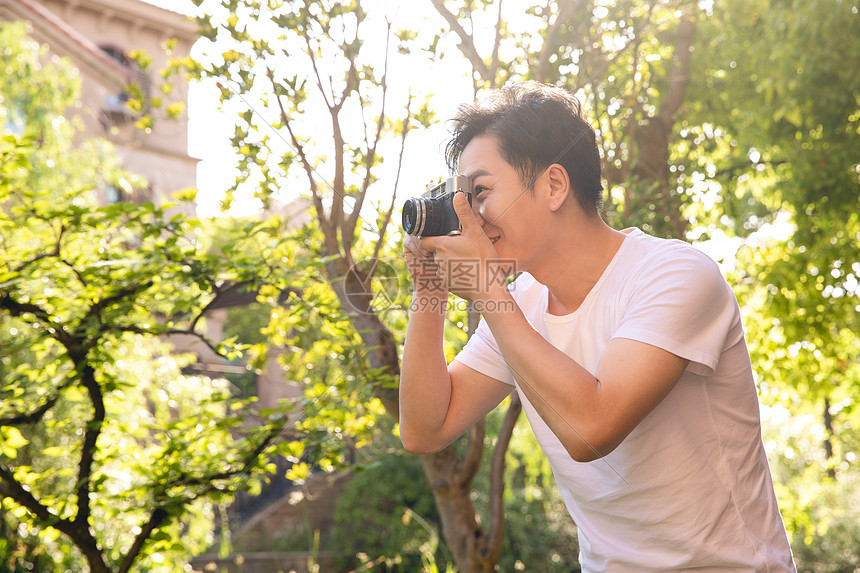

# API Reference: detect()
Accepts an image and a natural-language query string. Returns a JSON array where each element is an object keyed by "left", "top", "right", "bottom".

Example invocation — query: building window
[
  {"left": 99, "top": 45, "right": 133, "bottom": 69},
  {"left": 105, "top": 183, "right": 154, "bottom": 205},
  {"left": 98, "top": 44, "right": 152, "bottom": 131}
]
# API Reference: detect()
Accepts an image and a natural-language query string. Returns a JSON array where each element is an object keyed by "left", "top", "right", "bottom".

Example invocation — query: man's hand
[
  {"left": 403, "top": 233, "right": 447, "bottom": 298},
  {"left": 419, "top": 191, "right": 512, "bottom": 303}
]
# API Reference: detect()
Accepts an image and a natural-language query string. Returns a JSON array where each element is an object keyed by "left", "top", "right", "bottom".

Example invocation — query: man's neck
[{"left": 533, "top": 219, "right": 628, "bottom": 315}]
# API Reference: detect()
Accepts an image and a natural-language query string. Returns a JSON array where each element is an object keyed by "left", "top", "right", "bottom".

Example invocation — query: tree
[
  {"left": 185, "top": 0, "right": 534, "bottom": 569},
  {"left": 0, "top": 22, "right": 299, "bottom": 572}
]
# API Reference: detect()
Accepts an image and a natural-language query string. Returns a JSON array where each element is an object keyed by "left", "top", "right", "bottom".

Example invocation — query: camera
[{"left": 402, "top": 175, "right": 472, "bottom": 237}]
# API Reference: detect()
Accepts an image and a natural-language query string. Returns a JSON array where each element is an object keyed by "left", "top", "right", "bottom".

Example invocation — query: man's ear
[{"left": 546, "top": 164, "right": 571, "bottom": 212}]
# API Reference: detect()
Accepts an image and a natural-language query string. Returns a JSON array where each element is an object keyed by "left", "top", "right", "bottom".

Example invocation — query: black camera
[{"left": 402, "top": 175, "right": 472, "bottom": 237}]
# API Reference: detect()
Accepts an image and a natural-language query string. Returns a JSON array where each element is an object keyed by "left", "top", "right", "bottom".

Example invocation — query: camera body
[{"left": 402, "top": 175, "right": 472, "bottom": 237}]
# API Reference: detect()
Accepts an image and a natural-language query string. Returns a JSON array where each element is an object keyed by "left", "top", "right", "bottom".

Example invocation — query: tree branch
[
  {"left": 188, "top": 280, "right": 254, "bottom": 332},
  {"left": 580, "top": 0, "right": 656, "bottom": 90},
  {"left": 345, "top": 18, "right": 393, "bottom": 249},
  {"left": 118, "top": 507, "right": 169, "bottom": 573},
  {"left": 455, "top": 419, "right": 485, "bottom": 488},
  {"left": 657, "top": 12, "right": 696, "bottom": 124},
  {"left": 287, "top": 44, "right": 346, "bottom": 253},
  {"left": 0, "top": 377, "right": 74, "bottom": 426},
  {"left": 429, "top": 0, "right": 491, "bottom": 81},
  {"left": 535, "top": 0, "right": 583, "bottom": 82},
  {"left": 114, "top": 323, "right": 231, "bottom": 360},
  {"left": 0, "top": 464, "right": 66, "bottom": 528},
  {"left": 0, "top": 293, "right": 78, "bottom": 352},
  {"left": 118, "top": 412, "right": 289, "bottom": 572},
  {"left": 303, "top": 33, "right": 334, "bottom": 111},
  {"left": 371, "top": 93, "right": 412, "bottom": 266},
  {"left": 84, "top": 281, "right": 153, "bottom": 325},
  {"left": 488, "top": 0, "right": 504, "bottom": 87},
  {"left": 0, "top": 463, "right": 109, "bottom": 572},
  {"left": 268, "top": 70, "right": 340, "bottom": 259},
  {"left": 484, "top": 393, "right": 521, "bottom": 562},
  {"left": 60, "top": 258, "right": 89, "bottom": 287},
  {"left": 73, "top": 365, "right": 105, "bottom": 530},
  {"left": 329, "top": 106, "right": 346, "bottom": 251},
  {"left": 8, "top": 224, "right": 64, "bottom": 276}
]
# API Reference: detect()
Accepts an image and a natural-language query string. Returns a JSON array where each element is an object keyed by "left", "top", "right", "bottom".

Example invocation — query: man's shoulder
[
  {"left": 623, "top": 230, "right": 721, "bottom": 276},
  {"left": 616, "top": 231, "right": 735, "bottom": 312}
]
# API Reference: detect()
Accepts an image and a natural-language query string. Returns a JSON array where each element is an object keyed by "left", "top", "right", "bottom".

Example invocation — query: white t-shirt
[{"left": 454, "top": 228, "right": 795, "bottom": 572}]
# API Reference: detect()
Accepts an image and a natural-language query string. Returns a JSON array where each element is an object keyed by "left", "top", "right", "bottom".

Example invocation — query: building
[
  {"left": 0, "top": 0, "right": 310, "bottom": 403},
  {"left": 0, "top": 0, "right": 198, "bottom": 208}
]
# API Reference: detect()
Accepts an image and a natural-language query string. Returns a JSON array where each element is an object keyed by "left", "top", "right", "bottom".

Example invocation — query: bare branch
[
  {"left": 429, "top": 0, "right": 491, "bottom": 81},
  {"left": 303, "top": 33, "right": 334, "bottom": 111},
  {"left": 488, "top": 0, "right": 504, "bottom": 87},
  {"left": 268, "top": 69, "right": 340, "bottom": 257},
  {"left": 330, "top": 108, "right": 346, "bottom": 248},
  {"left": 485, "top": 394, "right": 521, "bottom": 562},
  {"left": 371, "top": 93, "right": 412, "bottom": 266},
  {"left": 345, "top": 18, "right": 393, "bottom": 249},
  {"left": 455, "top": 419, "right": 485, "bottom": 488}
]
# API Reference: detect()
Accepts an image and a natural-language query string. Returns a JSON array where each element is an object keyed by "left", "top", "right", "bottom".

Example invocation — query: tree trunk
[
  {"left": 418, "top": 391, "right": 522, "bottom": 572},
  {"left": 419, "top": 442, "right": 497, "bottom": 573},
  {"left": 328, "top": 257, "right": 401, "bottom": 416},
  {"left": 627, "top": 13, "right": 696, "bottom": 240}
]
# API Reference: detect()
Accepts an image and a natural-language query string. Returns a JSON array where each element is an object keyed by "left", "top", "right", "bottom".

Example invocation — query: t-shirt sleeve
[
  {"left": 453, "top": 317, "right": 517, "bottom": 386},
  {"left": 613, "top": 246, "right": 742, "bottom": 376}
]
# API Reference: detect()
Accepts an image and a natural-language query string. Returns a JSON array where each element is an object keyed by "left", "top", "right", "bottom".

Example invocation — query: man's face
[{"left": 458, "top": 135, "right": 542, "bottom": 265}]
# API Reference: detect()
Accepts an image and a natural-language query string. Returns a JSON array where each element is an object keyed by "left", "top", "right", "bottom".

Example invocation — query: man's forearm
[
  {"left": 399, "top": 292, "right": 452, "bottom": 451},
  {"left": 477, "top": 286, "right": 606, "bottom": 461}
]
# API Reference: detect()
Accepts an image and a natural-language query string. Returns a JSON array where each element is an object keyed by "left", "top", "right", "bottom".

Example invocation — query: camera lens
[
  {"left": 402, "top": 197, "right": 445, "bottom": 236},
  {"left": 402, "top": 198, "right": 421, "bottom": 235}
]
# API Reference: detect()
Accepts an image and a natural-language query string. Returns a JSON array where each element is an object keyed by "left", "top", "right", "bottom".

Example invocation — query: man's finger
[
  {"left": 453, "top": 191, "right": 476, "bottom": 231},
  {"left": 404, "top": 235, "right": 427, "bottom": 256}
]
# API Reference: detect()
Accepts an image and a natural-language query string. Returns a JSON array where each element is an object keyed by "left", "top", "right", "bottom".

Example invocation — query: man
[{"left": 399, "top": 82, "right": 795, "bottom": 571}]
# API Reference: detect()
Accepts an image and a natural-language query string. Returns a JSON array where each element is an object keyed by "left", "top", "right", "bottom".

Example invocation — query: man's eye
[{"left": 474, "top": 186, "right": 488, "bottom": 196}]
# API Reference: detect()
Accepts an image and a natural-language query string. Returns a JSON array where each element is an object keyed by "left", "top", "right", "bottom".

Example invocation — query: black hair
[{"left": 445, "top": 81, "right": 604, "bottom": 214}]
